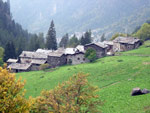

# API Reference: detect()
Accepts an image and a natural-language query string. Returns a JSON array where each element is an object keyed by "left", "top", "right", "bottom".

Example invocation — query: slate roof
[
  {"left": 103, "top": 41, "right": 114, "bottom": 46},
  {"left": 48, "top": 51, "right": 64, "bottom": 57},
  {"left": 113, "top": 37, "right": 140, "bottom": 44},
  {"left": 8, "top": 63, "right": 31, "bottom": 70},
  {"left": 36, "top": 49, "right": 52, "bottom": 54},
  {"left": 85, "top": 42, "right": 108, "bottom": 48},
  {"left": 7, "top": 59, "right": 18, "bottom": 63},
  {"left": 20, "top": 51, "right": 47, "bottom": 59},
  {"left": 31, "top": 59, "right": 47, "bottom": 65},
  {"left": 65, "top": 48, "right": 79, "bottom": 55},
  {"left": 76, "top": 45, "right": 85, "bottom": 53}
]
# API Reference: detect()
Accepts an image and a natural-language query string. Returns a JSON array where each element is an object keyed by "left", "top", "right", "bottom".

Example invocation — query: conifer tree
[
  {"left": 80, "top": 35, "right": 85, "bottom": 45},
  {"left": 46, "top": 20, "right": 57, "bottom": 50},
  {"left": 68, "top": 34, "right": 79, "bottom": 47},
  {"left": 10, "top": 41, "right": 16, "bottom": 58},
  {"left": 84, "top": 30, "right": 91, "bottom": 44},
  {"left": 101, "top": 33, "right": 106, "bottom": 42},
  {"left": 4, "top": 41, "right": 16, "bottom": 62},
  {"left": 59, "top": 33, "right": 69, "bottom": 48},
  {"left": 80, "top": 30, "right": 92, "bottom": 45},
  {"left": 3, "top": 42, "right": 11, "bottom": 62}
]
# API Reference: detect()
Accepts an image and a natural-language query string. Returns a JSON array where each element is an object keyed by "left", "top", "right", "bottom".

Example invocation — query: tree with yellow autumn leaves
[
  {"left": 31, "top": 73, "right": 102, "bottom": 113},
  {"left": 0, "top": 65, "right": 33, "bottom": 113}
]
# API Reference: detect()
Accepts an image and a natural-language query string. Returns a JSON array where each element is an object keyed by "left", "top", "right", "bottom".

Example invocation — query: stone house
[
  {"left": 19, "top": 51, "right": 48, "bottom": 64},
  {"left": 7, "top": 63, "right": 31, "bottom": 73},
  {"left": 84, "top": 43, "right": 108, "bottom": 58},
  {"left": 66, "top": 52, "right": 88, "bottom": 65},
  {"left": 103, "top": 41, "right": 114, "bottom": 55},
  {"left": 30, "top": 59, "right": 47, "bottom": 71},
  {"left": 113, "top": 37, "right": 142, "bottom": 52},
  {"left": 65, "top": 47, "right": 89, "bottom": 65},
  {"left": 47, "top": 51, "right": 67, "bottom": 68}
]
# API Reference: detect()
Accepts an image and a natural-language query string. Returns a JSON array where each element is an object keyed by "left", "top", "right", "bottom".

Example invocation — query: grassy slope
[{"left": 17, "top": 42, "right": 150, "bottom": 113}]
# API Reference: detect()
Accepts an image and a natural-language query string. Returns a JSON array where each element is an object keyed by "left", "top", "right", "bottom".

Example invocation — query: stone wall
[
  {"left": 113, "top": 41, "right": 141, "bottom": 52},
  {"left": 47, "top": 55, "right": 67, "bottom": 68},
  {"left": 67, "top": 53, "right": 89, "bottom": 65}
]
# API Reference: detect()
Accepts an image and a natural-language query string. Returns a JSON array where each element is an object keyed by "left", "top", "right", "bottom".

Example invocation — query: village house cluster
[{"left": 7, "top": 37, "right": 141, "bottom": 72}]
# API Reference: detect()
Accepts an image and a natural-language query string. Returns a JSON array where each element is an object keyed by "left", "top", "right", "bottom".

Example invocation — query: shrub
[
  {"left": 85, "top": 48, "right": 97, "bottom": 62},
  {"left": 133, "top": 23, "right": 150, "bottom": 41},
  {"left": 32, "top": 73, "right": 102, "bottom": 113},
  {"left": 39, "top": 63, "right": 50, "bottom": 71},
  {"left": 0, "top": 66, "right": 33, "bottom": 112}
]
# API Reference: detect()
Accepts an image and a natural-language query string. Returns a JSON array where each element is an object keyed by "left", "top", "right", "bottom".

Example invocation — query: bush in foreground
[
  {"left": 0, "top": 66, "right": 33, "bottom": 112},
  {"left": 32, "top": 73, "right": 102, "bottom": 113}
]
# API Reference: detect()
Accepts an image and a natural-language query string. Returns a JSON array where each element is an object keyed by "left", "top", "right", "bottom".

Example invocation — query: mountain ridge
[{"left": 10, "top": 0, "right": 150, "bottom": 38}]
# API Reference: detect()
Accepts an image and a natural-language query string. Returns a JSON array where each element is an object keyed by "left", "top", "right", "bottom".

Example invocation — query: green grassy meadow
[{"left": 17, "top": 42, "right": 150, "bottom": 113}]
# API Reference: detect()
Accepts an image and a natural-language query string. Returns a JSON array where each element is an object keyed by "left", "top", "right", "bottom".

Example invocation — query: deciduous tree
[
  {"left": 32, "top": 73, "right": 102, "bottom": 113},
  {"left": 0, "top": 66, "right": 33, "bottom": 112},
  {"left": 133, "top": 23, "right": 150, "bottom": 41},
  {"left": 85, "top": 48, "right": 97, "bottom": 62}
]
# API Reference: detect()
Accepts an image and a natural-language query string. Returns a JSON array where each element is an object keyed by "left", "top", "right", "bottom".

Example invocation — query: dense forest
[{"left": 0, "top": 0, "right": 45, "bottom": 62}]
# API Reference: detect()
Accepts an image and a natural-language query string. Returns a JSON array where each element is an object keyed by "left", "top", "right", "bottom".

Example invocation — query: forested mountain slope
[
  {"left": 0, "top": 0, "right": 30, "bottom": 49},
  {"left": 10, "top": 0, "right": 150, "bottom": 37}
]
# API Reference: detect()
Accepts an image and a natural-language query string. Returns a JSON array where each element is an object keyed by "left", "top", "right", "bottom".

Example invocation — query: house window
[
  {"left": 77, "top": 58, "right": 80, "bottom": 60},
  {"left": 83, "top": 58, "right": 85, "bottom": 61}
]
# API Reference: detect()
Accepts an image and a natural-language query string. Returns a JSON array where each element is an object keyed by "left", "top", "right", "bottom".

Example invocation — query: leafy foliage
[
  {"left": 0, "top": 47, "right": 4, "bottom": 66},
  {"left": 0, "top": 65, "right": 33, "bottom": 112},
  {"left": 0, "top": 47, "right": 4, "bottom": 58},
  {"left": 85, "top": 48, "right": 97, "bottom": 62},
  {"left": 133, "top": 23, "right": 150, "bottom": 41},
  {"left": 32, "top": 73, "right": 102, "bottom": 113}
]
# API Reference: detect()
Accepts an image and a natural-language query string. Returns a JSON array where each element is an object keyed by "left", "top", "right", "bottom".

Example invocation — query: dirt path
[{"left": 101, "top": 81, "right": 121, "bottom": 89}]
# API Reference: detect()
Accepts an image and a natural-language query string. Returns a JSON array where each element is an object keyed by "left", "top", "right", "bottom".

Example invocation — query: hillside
[
  {"left": 10, "top": 0, "right": 150, "bottom": 38},
  {"left": 0, "top": 0, "right": 31, "bottom": 53},
  {"left": 17, "top": 41, "right": 150, "bottom": 113}
]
